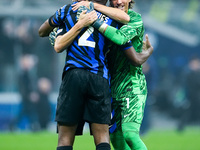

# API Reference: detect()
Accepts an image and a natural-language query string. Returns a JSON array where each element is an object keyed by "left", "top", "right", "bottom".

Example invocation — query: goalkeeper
[{"left": 72, "top": 0, "right": 152, "bottom": 149}]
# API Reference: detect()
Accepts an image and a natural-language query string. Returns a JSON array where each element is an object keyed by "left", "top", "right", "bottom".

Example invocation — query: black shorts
[{"left": 55, "top": 69, "right": 111, "bottom": 125}]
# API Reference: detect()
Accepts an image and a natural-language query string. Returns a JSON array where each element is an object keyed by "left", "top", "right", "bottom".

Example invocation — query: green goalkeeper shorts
[{"left": 111, "top": 94, "right": 147, "bottom": 129}]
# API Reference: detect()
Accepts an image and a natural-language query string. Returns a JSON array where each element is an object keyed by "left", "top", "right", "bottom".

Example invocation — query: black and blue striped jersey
[{"left": 50, "top": 2, "right": 120, "bottom": 79}]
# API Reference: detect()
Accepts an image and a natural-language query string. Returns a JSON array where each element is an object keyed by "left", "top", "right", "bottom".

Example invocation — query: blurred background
[{"left": 0, "top": 0, "right": 199, "bottom": 143}]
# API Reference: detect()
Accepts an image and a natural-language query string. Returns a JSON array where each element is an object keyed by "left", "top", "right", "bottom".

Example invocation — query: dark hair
[{"left": 129, "top": 0, "right": 135, "bottom": 9}]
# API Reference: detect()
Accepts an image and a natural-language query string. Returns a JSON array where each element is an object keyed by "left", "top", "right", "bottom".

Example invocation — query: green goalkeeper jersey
[{"left": 107, "top": 10, "right": 147, "bottom": 98}]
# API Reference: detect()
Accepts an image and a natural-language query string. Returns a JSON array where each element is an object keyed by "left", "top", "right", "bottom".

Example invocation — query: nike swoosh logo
[{"left": 124, "top": 113, "right": 131, "bottom": 118}]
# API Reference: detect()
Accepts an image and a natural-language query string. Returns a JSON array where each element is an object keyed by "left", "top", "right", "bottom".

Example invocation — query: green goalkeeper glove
[
  {"left": 76, "top": 2, "right": 107, "bottom": 34},
  {"left": 49, "top": 27, "right": 58, "bottom": 46},
  {"left": 76, "top": 2, "right": 94, "bottom": 21}
]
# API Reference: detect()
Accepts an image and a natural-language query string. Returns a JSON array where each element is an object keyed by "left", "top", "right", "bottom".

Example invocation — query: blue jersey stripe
[
  {"left": 66, "top": 7, "right": 75, "bottom": 27},
  {"left": 61, "top": 6, "right": 67, "bottom": 20}
]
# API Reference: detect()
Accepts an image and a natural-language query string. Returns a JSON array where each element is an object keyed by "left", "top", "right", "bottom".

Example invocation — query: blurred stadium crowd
[{"left": 0, "top": 0, "right": 199, "bottom": 133}]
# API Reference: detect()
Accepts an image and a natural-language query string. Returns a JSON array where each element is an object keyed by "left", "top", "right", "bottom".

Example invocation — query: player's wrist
[
  {"left": 98, "top": 23, "right": 108, "bottom": 34},
  {"left": 92, "top": 19, "right": 107, "bottom": 34},
  {"left": 75, "top": 21, "right": 85, "bottom": 30},
  {"left": 93, "top": 2, "right": 98, "bottom": 10},
  {"left": 92, "top": 19, "right": 103, "bottom": 29}
]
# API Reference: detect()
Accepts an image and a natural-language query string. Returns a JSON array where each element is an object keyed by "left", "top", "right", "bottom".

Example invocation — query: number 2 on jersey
[{"left": 78, "top": 26, "right": 95, "bottom": 48}]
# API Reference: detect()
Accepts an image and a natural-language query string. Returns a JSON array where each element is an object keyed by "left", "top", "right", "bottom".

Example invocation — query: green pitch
[{"left": 0, "top": 127, "right": 200, "bottom": 150}]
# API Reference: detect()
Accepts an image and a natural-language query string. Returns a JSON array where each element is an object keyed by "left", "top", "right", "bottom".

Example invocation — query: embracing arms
[
  {"left": 123, "top": 34, "right": 153, "bottom": 66},
  {"left": 54, "top": 10, "right": 97, "bottom": 53},
  {"left": 38, "top": 9, "right": 97, "bottom": 53},
  {"left": 72, "top": 1, "right": 130, "bottom": 24},
  {"left": 72, "top": 2, "right": 143, "bottom": 46}
]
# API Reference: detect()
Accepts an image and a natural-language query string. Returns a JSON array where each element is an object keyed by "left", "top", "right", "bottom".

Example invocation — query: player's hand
[
  {"left": 49, "top": 27, "right": 58, "bottom": 46},
  {"left": 72, "top": 1, "right": 90, "bottom": 11},
  {"left": 76, "top": 6, "right": 90, "bottom": 21},
  {"left": 143, "top": 34, "right": 153, "bottom": 50},
  {"left": 78, "top": 10, "right": 98, "bottom": 27},
  {"left": 142, "top": 34, "right": 153, "bottom": 54}
]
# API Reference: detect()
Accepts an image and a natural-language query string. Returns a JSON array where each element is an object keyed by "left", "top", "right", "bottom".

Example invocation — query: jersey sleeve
[
  {"left": 104, "top": 10, "right": 144, "bottom": 45},
  {"left": 49, "top": 4, "right": 70, "bottom": 26},
  {"left": 120, "top": 41, "right": 132, "bottom": 51}
]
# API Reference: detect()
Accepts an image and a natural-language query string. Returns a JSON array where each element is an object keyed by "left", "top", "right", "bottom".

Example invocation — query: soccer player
[
  {"left": 38, "top": 1, "right": 131, "bottom": 150},
  {"left": 101, "top": 0, "right": 150, "bottom": 149},
  {"left": 73, "top": 0, "right": 152, "bottom": 149}
]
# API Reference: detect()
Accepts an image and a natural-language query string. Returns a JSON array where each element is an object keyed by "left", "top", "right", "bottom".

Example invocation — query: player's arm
[
  {"left": 54, "top": 10, "right": 98, "bottom": 53},
  {"left": 123, "top": 34, "right": 153, "bottom": 66},
  {"left": 93, "top": 3, "right": 130, "bottom": 24},
  {"left": 38, "top": 5, "right": 69, "bottom": 37},
  {"left": 38, "top": 15, "right": 60, "bottom": 37},
  {"left": 103, "top": 11, "right": 143, "bottom": 45},
  {"left": 73, "top": 3, "right": 140, "bottom": 45},
  {"left": 77, "top": 7, "right": 142, "bottom": 46},
  {"left": 38, "top": 19, "right": 54, "bottom": 37},
  {"left": 72, "top": 1, "right": 130, "bottom": 24}
]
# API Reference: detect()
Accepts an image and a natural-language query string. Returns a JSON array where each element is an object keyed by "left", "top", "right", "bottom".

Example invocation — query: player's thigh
[
  {"left": 122, "top": 94, "right": 147, "bottom": 124},
  {"left": 84, "top": 73, "right": 111, "bottom": 124},
  {"left": 56, "top": 69, "right": 87, "bottom": 124}
]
